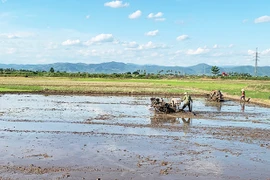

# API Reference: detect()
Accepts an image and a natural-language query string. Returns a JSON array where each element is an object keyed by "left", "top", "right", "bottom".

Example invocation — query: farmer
[
  {"left": 240, "top": 89, "right": 250, "bottom": 102},
  {"left": 210, "top": 90, "right": 223, "bottom": 101},
  {"left": 210, "top": 90, "right": 217, "bottom": 99},
  {"left": 181, "top": 92, "right": 193, "bottom": 112},
  {"left": 216, "top": 90, "right": 223, "bottom": 100}
]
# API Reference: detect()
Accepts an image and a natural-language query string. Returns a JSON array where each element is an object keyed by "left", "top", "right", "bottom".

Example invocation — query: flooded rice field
[{"left": 0, "top": 94, "right": 269, "bottom": 180}]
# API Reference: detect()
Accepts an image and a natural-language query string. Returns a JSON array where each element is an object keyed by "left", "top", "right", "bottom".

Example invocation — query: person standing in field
[
  {"left": 240, "top": 89, "right": 250, "bottom": 102},
  {"left": 181, "top": 92, "right": 193, "bottom": 112},
  {"left": 210, "top": 90, "right": 217, "bottom": 99},
  {"left": 210, "top": 90, "right": 223, "bottom": 101},
  {"left": 217, "top": 90, "right": 223, "bottom": 99}
]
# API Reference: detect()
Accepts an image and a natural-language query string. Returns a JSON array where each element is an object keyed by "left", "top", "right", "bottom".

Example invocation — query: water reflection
[
  {"left": 181, "top": 117, "right": 191, "bottom": 135},
  {"left": 240, "top": 102, "right": 245, "bottom": 112},
  {"left": 205, "top": 101, "right": 222, "bottom": 112},
  {"left": 150, "top": 115, "right": 192, "bottom": 134},
  {"left": 150, "top": 114, "right": 180, "bottom": 124}
]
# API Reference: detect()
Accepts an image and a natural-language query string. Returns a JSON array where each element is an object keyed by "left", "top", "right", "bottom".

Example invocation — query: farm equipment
[
  {"left": 206, "top": 90, "right": 224, "bottom": 102},
  {"left": 150, "top": 97, "right": 182, "bottom": 113}
]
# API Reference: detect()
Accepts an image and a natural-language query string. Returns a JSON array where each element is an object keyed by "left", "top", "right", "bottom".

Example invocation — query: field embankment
[{"left": 0, "top": 77, "right": 269, "bottom": 106}]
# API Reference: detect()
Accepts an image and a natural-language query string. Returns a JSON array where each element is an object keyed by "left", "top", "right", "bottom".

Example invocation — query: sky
[{"left": 0, "top": 0, "right": 270, "bottom": 66}]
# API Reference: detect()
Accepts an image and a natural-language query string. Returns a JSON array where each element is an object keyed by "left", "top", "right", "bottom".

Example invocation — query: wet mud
[{"left": 0, "top": 94, "right": 269, "bottom": 180}]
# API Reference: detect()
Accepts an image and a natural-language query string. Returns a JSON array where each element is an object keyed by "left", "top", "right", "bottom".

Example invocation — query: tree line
[{"left": 0, "top": 67, "right": 269, "bottom": 80}]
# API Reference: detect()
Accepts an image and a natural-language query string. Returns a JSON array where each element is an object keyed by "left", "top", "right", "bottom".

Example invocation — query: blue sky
[{"left": 0, "top": 0, "right": 270, "bottom": 66}]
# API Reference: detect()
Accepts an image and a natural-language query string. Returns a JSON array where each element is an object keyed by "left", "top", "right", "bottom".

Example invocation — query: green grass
[
  {"left": 0, "top": 77, "right": 269, "bottom": 101},
  {"left": 0, "top": 85, "right": 43, "bottom": 92},
  {"left": 70, "top": 78, "right": 269, "bottom": 99}
]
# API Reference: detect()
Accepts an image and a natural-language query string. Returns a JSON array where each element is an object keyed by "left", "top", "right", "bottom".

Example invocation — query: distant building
[{"left": 222, "top": 72, "right": 228, "bottom": 76}]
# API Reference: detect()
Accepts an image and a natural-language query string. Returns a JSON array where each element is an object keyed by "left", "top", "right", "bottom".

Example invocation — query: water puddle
[
  {"left": 0, "top": 94, "right": 269, "bottom": 179},
  {"left": 0, "top": 94, "right": 269, "bottom": 129}
]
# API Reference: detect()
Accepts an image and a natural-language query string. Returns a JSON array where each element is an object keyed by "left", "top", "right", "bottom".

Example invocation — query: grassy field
[{"left": 0, "top": 77, "right": 269, "bottom": 105}]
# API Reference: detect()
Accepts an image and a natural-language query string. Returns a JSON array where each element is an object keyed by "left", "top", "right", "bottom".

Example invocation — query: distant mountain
[{"left": 0, "top": 61, "right": 269, "bottom": 76}]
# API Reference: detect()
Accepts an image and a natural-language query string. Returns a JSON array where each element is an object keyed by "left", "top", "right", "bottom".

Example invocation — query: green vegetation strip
[
  {"left": 0, "top": 85, "right": 43, "bottom": 92},
  {"left": 71, "top": 78, "right": 268, "bottom": 99},
  {"left": 0, "top": 77, "right": 269, "bottom": 101}
]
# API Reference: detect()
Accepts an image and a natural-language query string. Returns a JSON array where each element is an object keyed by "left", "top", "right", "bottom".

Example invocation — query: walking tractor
[{"left": 150, "top": 97, "right": 182, "bottom": 113}]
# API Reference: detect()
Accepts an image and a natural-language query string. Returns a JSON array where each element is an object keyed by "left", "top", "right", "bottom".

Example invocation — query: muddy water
[{"left": 0, "top": 94, "right": 269, "bottom": 180}]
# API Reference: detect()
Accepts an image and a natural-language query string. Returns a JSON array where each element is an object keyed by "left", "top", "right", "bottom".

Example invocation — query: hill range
[{"left": 0, "top": 62, "right": 269, "bottom": 76}]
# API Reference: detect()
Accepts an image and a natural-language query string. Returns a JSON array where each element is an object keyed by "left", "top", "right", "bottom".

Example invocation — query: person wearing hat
[
  {"left": 240, "top": 89, "right": 250, "bottom": 102},
  {"left": 181, "top": 92, "right": 193, "bottom": 112}
]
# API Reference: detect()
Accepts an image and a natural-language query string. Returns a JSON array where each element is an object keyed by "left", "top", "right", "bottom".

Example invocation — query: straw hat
[{"left": 241, "top": 89, "right": 245, "bottom": 91}]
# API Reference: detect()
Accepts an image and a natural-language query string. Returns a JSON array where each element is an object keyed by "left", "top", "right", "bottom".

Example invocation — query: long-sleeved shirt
[{"left": 182, "top": 94, "right": 193, "bottom": 105}]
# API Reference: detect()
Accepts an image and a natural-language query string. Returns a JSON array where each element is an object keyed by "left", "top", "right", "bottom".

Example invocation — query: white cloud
[
  {"left": 91, "top": 34, "right": 113, "bottom": 43},
  {"left": 228, "top": 44, "right": 234, "bottom": 48},
  {"left": 124, "top": 41, "right": 167, "bottom": 51},
  {"left": 62, "top": 39, "right": 81, "bottom": 46},
  {"left": 261, "top": 49, "right": 270, "bottom": 55},
  {"left": 6, "top": 48, "right": 16, "bottom": 54},
  {"left": 247, "top": 49, "right": 255, "bottom": 55},
  {"left": 212, "top": 44, "right": 233, "bottom": 49},
  {"left": 152, "top": 52, "right": 164, "bottom": 58},
  {"left": 104, "top": 0, "right": 129, "bottom": 8},
  {"left": 78, "top": 49, "right": 123, "bottom": 57},
  {"left": 254, "top": 15, "right": 270, "bottom": 23},
  {"left": 0, "top": 12, "right": 14, "bottom": 19},
  {"left": 151, "top": 52, "right": 159, "bottom": 57},
  {"left": 155, "top": 18, "right": 166, "bottom": 21},
  {"left": 0, "top": 32, "right": 33, "bottom": 39},
  {"left": 78, "top": 49, "right": 98, "bottom": 56},
  {"left": 139, "top": 41, "right": 156, "bottom": 49},
  {"left": 213, "top": 44, "right": 219, "bottom": 49},
  {"left": 8, "top": 35, "right": 19, "bottom": 39},
  {"left": 4, "top": 22, "right": 269, "bottom": 66},
  {"left": 46, "top": 42, "right": 58, "bottom": 50},
  {"left": 148, "top": 12, "right": 163, "bottom": 19},
  {"left": 122, "top": 41, "right": 139, "bottom": 48},
  {"left": 0, "top": 34, "right": 19, "bottom": 39},
  {"left": 103, "top": 49, "right": 123, "bottom": 55},
  {"left": 145, "top": 30, "right": 159, "bottom": 36},
  {"left": 128, "top": 10, "right": 141, "bottom": 19},
  {"left": 211, "top": 53, "right": 225, "bottom": 57},
  {"left": 138, "top": 41, "right": 167, "bottom": 50},
  {"left": 176, "top": 34, "right": 189, "bottom": 41},
  {"left": 1, "top": 0, "right": 7, "bottom": 3},
  {"left": 85, "top": 34, "right": 114, "bottom": 45},
  {"left": 147, "top": 12, "right": 165, "bottom": 21},
  {"left": 86, "top": 15, "right": 90, "bottom": 19},
  {"left": 186, "top": 47, "right": 210, "bottom": 55},
  {"left": 175, "top": 50, "right": 183, "bottom": 54},
  {"left": 242, "top": 19, "right": 248, "bottom": 23},
  {"left": 175, "top": 20, "right": 185, "bottom": 25}
]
